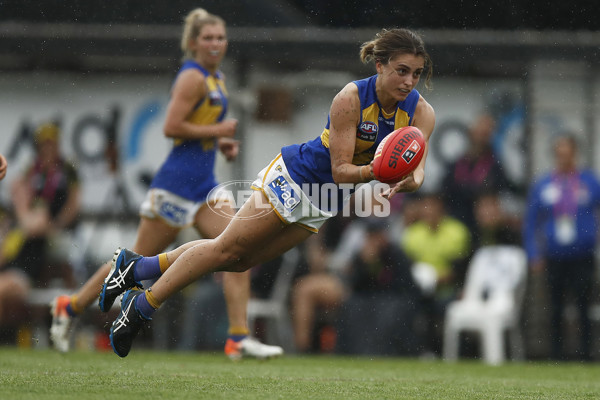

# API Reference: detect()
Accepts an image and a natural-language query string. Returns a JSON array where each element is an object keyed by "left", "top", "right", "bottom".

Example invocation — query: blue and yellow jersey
[
  {"left": 150, "top": 60, "right": 228, "bottom": 202},
  {"left": 281, "top": 74, "right": 419, "bottom": 210}
]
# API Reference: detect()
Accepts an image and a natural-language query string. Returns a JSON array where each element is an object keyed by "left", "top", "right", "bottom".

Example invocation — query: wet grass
[{"left": 1, "top": 347, "right": 600, "bottom": 399}]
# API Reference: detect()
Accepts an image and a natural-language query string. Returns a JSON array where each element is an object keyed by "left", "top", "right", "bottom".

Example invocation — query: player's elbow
[
  {"left": 331, "top": 161, "right": 356, "bottom": 184},
  {"left": 331, "top": 168, "right": 344, "bottom": 185},
  {"left": 163, "top": 128, "right": 178, "bottom": 139},
  {"left": 163, "top": 121, "right": 181, "bottom": 138}
]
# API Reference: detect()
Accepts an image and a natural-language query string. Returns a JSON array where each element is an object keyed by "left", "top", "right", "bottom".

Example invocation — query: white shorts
[
  {"left": 139, "top": 188, "right": 232, "bottom": 228},
  {"left": 251, "top": 154, "right": 333, "bottom": 233}
]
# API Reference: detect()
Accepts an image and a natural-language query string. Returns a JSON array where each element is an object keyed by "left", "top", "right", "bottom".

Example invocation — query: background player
[{"left": 50, "top": 8, "right": 283, "bottom": 360}]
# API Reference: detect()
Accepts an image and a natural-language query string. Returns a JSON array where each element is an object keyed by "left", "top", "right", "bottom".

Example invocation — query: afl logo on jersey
[
  {"left": 357, "top": 121, "right": 378, "bottom": 141},
  {"left": 208, "top": 90, "right": 223, "bottom": 106}
]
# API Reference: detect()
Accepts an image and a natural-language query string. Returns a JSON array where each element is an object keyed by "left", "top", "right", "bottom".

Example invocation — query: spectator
[
  {"left": 401, "top": 192, "right": 471, "bottom": 356},
  {"left": 336, "top": 217, "right": 421, "bottom": 356},
  {"left": 0, "top": 208, "right": 26, "bottom": 329},
  {"left": 442, "top": 114, "right": 512, "bottom": 232},
  {"left": 291, "top": 230, "right": 347, "bottom": 353},
  {"left": 472, "top": 191, "right": 521, "bottom": 250},
  {"left": 176, "top": 274, "right": 228, "bottom": 351},
  {"left": 523, "top": 133, "right": 600, "bottom": 361},
  {"left": 0, "top": 122, "right": 80, "bottom": 328},
  {"left": 291, "top": 185, "right": 402, "bottom": 354},
  {"left": 51, "top": 9, "right": 283, "bottom": 359}
]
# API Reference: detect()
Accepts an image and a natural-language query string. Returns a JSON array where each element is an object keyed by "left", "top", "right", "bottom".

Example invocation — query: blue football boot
[
  {"left": 99, "top": 247, "right": 143, "bottom": 312},
  {"left": 110, "top": 288, "right": 149, "bottom": 357}
]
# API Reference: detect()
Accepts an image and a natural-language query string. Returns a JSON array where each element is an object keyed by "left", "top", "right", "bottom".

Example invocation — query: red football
[{"left": 372, "top": 126, "right": 425, "bottom": 184}]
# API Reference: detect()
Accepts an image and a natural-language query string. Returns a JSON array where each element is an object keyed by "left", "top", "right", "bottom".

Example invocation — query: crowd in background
[
  {"left": 0, "top": 111, "right": 599, "bottom": 363},
  {"left": 0, "top": 123, "right": 79, "bottom": 337}
]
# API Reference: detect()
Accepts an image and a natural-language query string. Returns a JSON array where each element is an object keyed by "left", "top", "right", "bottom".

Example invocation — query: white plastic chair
[
  {"left": 411, "top": 262, "right": 438, "bottom": 297},
  {"left": 247, "top": 247, "right": 300, "bottom": 352},
  {"left": 443, "top": 245, "right": 527, "bottom": 365}
]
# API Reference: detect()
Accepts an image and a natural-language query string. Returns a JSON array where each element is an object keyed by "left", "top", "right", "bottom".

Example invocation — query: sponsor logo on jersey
[{"left": 208, "top": 90, "right": 223, "bottom": 106}]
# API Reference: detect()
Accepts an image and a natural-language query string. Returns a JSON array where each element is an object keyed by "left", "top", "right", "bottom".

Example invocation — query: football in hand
[{"left": 372, "top": 126, "right": 425, "bottom": 184}]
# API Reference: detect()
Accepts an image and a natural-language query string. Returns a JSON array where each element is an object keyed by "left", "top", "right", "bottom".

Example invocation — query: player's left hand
[
  {"left": 382, "top": 167, "right": 424, "bottom": 199},
  {"left": 218, "top": 137, "right": 240, "bottom": 161}
]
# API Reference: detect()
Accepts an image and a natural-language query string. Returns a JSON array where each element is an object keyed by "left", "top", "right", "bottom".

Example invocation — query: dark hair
[
  {"left": 364, "top": 217, "right": 388, "bottom": 233},
  {"left": 360, "top": 28, "right": 432, "bottom": 90}
]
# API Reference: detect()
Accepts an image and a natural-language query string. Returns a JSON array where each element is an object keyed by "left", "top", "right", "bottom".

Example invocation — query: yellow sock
[
  {"left": 69, "top": 295, "right": 83, "bottom": 314},
  {"left": 228, "top": 326, "right": 249, "bottom": 337},
  {"left": 158, "top": 253, "right": 170, "bottom": 274},
  {"left": 145, "top": 289, "right": 161, "bottom": 309}
]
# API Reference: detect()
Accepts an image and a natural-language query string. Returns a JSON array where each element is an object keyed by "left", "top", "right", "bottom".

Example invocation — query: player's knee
[
  {"left": 221, "top": 256, "right": 252, "bottom": 273},
  {"left": 217, "top": 244, "right": 253, "bottom": 272},
  {"left": 225, "top": 262, "right": 253, "bottom": 273}
]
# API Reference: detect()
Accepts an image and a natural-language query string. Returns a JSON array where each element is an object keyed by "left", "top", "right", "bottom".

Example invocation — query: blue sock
[
  {"left": 65, "top": 303, "right": 78, "bottom": 318},
  {"left": 133, "top": 255, "right": 161, "bottom": 282},
  {"left": 229, "top": 334, "right": 247, "bottom": 342},
  {"left": 135, "top": 293, "right": 156, "bottom": 320}
]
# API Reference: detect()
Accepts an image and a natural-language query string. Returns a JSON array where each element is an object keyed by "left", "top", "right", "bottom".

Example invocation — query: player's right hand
[{"left": 217, "top": 119, "right": 238, "bottom": 138}]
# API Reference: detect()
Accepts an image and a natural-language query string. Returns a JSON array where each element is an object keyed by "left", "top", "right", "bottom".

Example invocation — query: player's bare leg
[
  {"left": 109, "top": 191, "right": 311, "bottom": 357},
  {"left": 191, "top": 199, "right": 287, "bottom": 359}
]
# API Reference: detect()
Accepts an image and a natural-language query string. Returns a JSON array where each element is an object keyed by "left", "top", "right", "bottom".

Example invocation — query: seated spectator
[
  {"left": 336, "top": 217, "right": 421, "bottom": 356},
  {"left": 176, "top": 274, "right": 228, "bottom": 352},
  {"left": 472, "top": 191, "right": 521, "bottom": 250},
  {"left": 291, "top": 184, "right": 396, "bottom": 354},
  {"left": 0, "top": 208, "right": 28, "bottom": 330},
  {"left": 401, "top": 192, "right": 471, "bottom": 356},
  {"left": 291, "top": 219, "right": 348, "bottom": 353},
  {"left": 0, "top": 122, "right": 80, "bottom": 331}
]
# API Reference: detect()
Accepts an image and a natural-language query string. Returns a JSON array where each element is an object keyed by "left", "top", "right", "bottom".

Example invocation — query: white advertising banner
[
  {"left": 0, "top": 72, "right": 172, "bottom": 212},
  {"left": 0, "top": 71, "right": 525, "bottom": 213}
]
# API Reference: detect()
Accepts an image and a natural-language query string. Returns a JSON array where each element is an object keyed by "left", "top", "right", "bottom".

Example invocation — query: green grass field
[{"left": 1, "top": 347, "right": 599, "bottom": 400}]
